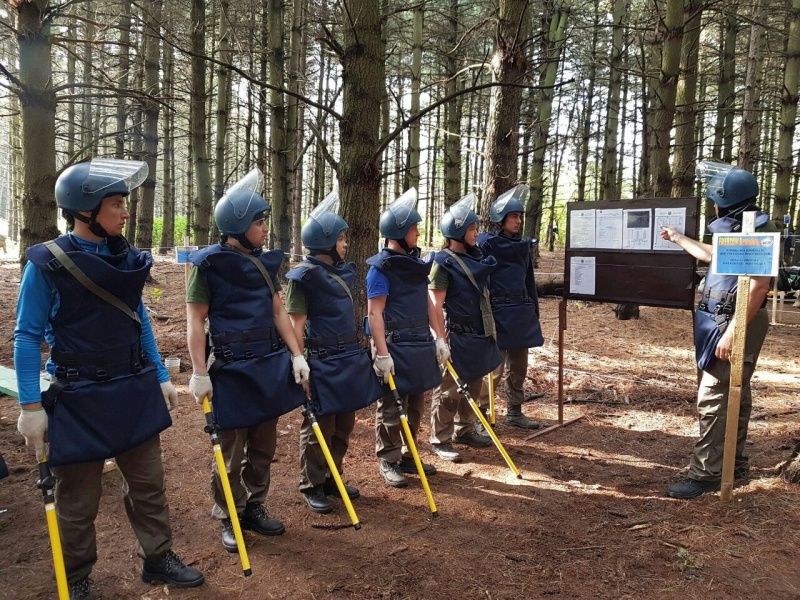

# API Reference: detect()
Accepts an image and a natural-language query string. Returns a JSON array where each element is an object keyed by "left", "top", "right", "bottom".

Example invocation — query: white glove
[
  {"left": 434, "top": 337, "right": 451, "bottom": 365},
  {"left": 189, "top": 373, "right": 213, "bottom": 404},
  {"left": 292, "top": 354, "right": 310, "bottom": 384},
  {"left": 17, "top": 408, "right": 48, "bottom": 461},
  {"left": 373, "top": 354, "right": 395, "bottom": 383},
  {"left": 161, "top": 381, "right": 178, "bottom": 411}
]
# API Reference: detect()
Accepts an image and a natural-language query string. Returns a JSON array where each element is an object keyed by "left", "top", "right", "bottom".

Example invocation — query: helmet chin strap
[
  {"left": 72, "top": 208, "right": 111, "bottom": 239},
  {"left": 232, "top": 233, "right": 257, "bottom": 252}
]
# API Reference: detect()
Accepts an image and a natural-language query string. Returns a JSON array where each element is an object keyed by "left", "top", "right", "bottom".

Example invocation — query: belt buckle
[
  {"left": 96, "top": 368, "right": 109, "bottom": 381},
  {"left": 66, "top": 368, "right": 79, "bottom": 381}
]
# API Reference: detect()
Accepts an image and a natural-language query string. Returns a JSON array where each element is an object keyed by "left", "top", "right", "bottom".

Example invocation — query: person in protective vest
[
  {"left": 186, "top": 169, "right": 309, "bottom": 551},
  {"left": 661, "top": 162, "right": 777, "bottom": 499},
  {"left": 366, "top": 188, "right": 449, "bottom": 487},
  {"left": 478, "top": 184, "right": 545, "bottom": 429},
  {"left": 14, "top": 158, "right": 204, "bottom": 600},
  {"left": 286, "top": 192, "right": 383, "bottom": 513},
  {"left": 428, "top": 193, "right": 501, "bottom": 463}
]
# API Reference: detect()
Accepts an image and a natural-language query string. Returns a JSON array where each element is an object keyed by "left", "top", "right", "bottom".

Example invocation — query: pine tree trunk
[
  {"left": 602, "top": 0, "right": 626, "bottom": 201},
  {"left": 116, "top": 2, "right": 131, "bottom": 159},
  {"left": 484, "top": 0, "right": 530, "bottom": 216},
  {"left": 405, "top": 5, "right": 423, "bottom": 192},
  {"left": 214, "top": 0, "right": 232, "bottom": 209},
  {"left": 577, "top": 0, "right": 599, "bottom": 203},
  {"left": 191, "top": 0, "right": 213, "bottom": 245},
  {"left": 774, "top": 0, "right": 800, "bottom": 220},
  {"left": 160, "top": 32, "right": 175, "bottom": 254},
  {"left": 269, "top": 0, "right": 290, "bottom": 254},
  {"left": 443, "top": 0, "right": 463, "bottom": 209},
  {"left": 17, "top": 0, "right": 59, "bottom": 257},
  {"left": 287, "top": 0, "right": 305, "bottom": 255}
]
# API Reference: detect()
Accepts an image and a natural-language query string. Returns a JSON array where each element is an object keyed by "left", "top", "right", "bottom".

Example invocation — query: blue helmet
[
  {"left": 440, "top": 192, "right": 478, "bottom": 239},
  {"left": 490, "top": 184, "right": 528, "bottom": 223},
  {"left": 55, "top": 158, "right": 148, "bottom": 212},
  {"left": 302, "top": 191, "right": 348, "bottom": 250},
  {"left": 380, "top": 188, "right": 422, "bottom": 239},
  {"left": 214, "top": 189, "right": 270, "bottom": 235},
  {"left": 706, "top": 167, "right": 759, "bottom": 208}
]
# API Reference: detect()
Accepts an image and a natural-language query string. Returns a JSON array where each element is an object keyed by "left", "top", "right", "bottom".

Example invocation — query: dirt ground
[{"left": 1, "top": 251, "right": 799, "bottom": 600}]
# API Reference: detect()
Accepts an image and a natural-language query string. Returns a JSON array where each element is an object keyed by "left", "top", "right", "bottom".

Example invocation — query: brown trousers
[
  {"left": 299, "top": 411, "right": 355, "bottom": 492},
  {"left": 492, "top": 347, "right": 529, "bottom": 407},
  {"left": 211, "top": 418, "right": 277, "bottom": 520},
  {"left": 430, "top": 372, "right": 488, "bottom": 444},
  {"left": 52, "top": 435, "right": 172, "bottom": 584},
  {"left": 375, "top": 392, "right": 425, "bottom": 463}
]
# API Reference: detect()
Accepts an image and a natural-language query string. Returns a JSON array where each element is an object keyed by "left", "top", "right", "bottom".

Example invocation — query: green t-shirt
[
  {"left": 185, "top": 263, "right": 282, "bottom": 305},
  {"left": 284, "top": 280, "right": 308, "bottom": 315},
  {"left": 428, "top": 261, "right": 450, "bottom": 290}
]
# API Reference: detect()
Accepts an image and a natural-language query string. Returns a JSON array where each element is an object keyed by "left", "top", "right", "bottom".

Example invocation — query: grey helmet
[
  {"left": 490, "top": 184, "right": 528, "bottom": 224},
  {"left": 302, "top": 190, "right": 348, "bottom": 254},
  {"left": 379, "top": 188, "right": 422, "bottom": 240},
  {"left": 440, "top": 192, "right": 478, "bottom": 240},
  {"left": 56, "top": 158, "right": 148, "bottom": 212},
  {"left": 214, "top": 169, "right": 270, "bottom": 236}
]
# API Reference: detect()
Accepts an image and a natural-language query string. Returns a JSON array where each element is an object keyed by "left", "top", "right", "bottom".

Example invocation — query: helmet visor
[
  {"left": 310, "top": 190, "right": 343, "bottom": 235},
  {"left": 695, "top": 160, "right": 734, "bottom": 185},
  {"left": 494, "top": 184, "right": 528, "bottom": 215},
  {"left": 450, "top": 192, "right": 476, "bottom": 229},
  {"left": 223, "top": 168, "right": 266, "bottom": 219},
  {"left": 85, "top": 158, "right": 148, "bottom": 195},
  {"left": 387, "top": 187, "right": 418, "bottom": 228}
]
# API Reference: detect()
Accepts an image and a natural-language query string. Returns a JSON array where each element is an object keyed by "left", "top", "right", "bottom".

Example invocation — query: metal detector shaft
[
  {"left": 488, "top": 371, "right": 496, "bottom": 425},
  {"left": 202, "top": 397, "right": 252, "bottom": 576},
  {"left": 387, "top": 373, "right": 438, "bottom": 516},
  {"left": 38, "top": 460, "right": 69, "bottom": 600},
  {"left": 445, "top": 362, "right": 522, "bottom": 479},
  {"left": 305, "top": 407, "right": 361, "bottom": 530}
]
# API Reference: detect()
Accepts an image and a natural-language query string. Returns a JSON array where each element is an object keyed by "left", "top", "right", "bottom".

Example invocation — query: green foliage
[
  {"left": 151, "top": 216, "right": 189, "bottom": 252},
  {"left": 150, "top": 287, "right": 164, "bottom": 304}
]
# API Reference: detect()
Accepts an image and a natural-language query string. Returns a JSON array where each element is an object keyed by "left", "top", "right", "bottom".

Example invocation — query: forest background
[{"left": 1, "top": 0, "right": 800, "bottom": 295}]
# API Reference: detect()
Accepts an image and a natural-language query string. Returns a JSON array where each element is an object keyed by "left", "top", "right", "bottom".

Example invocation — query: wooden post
[
  {"left": 720, "top": 212, "right": 755, "bottom": 502},
  {"left": 558, "top": 297, "right": 566, "bottom": 425}
]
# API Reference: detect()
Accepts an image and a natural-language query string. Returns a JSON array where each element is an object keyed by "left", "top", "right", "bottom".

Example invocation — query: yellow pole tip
[
  {"left": 354, "top": 523, "right": 362, "bottom": 531},
  {"left": 516, "top": 474, "right": 523, "bottom": 479},
  {"left": 431, "top": 511, "right": 439, "bottom": 518},
  {"left": 244, "top": 569, "right": 253, "bottom": 577}
]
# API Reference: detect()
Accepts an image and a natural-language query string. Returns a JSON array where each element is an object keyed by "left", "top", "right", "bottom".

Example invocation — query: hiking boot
[
  {"left": 506, "top": 404, "right": 542, "bottom": 430},
  {"left": 453, "top": 430, "right": 492, "bottom": 447},
  {"left": 379, "top": 459, "right": 409, "bottom": 488},
  {"left": 141, "top": 550, "right": 205, "bottom": 588},
  {"left": 220, "top": 519, "right": 238, "bottom": 553},
  {"left": 399, "top": 456, "right": 437, "bottom": 476},
  {"left": 666, "top": 478, "right": 720, "bottom": 499},
  {"left": 431, "top": 443, "right": 463, "bottom": 462},
  {"left": 323, "top": 479, "right": 360, "bottom": 500},
  {"left": 303, "top": 487, "right": 334, "bottom": 514},
  {"left": 69, "top": 578, "right": 93, "bottom": 600},
  {"left": 240, "top": 503, "right": 285, "bottom": 536},
  {"left": 475, "top": 408, "right": 491, "bottom": 436}
]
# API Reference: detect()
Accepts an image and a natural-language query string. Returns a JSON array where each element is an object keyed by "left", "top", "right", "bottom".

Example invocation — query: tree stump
[{"left": 780, "top": 442, "right": 800, "bottom": 484}]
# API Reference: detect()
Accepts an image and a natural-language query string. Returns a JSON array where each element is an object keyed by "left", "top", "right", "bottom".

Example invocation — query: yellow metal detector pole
[
  {"left": 304, "top": 407, "right": 361, "bottom": 530},
  {"left": 38, "top": 460, "right": 69, "bottom": 600},
  {"left": 201, "top": 397, "right": 252, "bottom": 576},
  {"left": 445, "top": 362, "right": 521, "bottom": 479},
  {"left": 488, "top": 371, "right": 496, "bottom": 426},
  {"left": 387, "top": 373, "right": 438, "bottom": 517}
]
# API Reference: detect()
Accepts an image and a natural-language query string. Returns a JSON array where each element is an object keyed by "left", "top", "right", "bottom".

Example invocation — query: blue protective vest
[
  {"left": 431, "top": 247, "right": 502, "bottom": 382},
  {"left": 286, "top": 257, "right": 383, "bottom": 415},
  {"left": 366, "top": 249, "right": 442, "bottom": 395},
  {"left": 189, "top": 243, "right": 305, "bottom": 428},
  {"left": 694, "top": 210, "right": 771, "bottom": 370},
  {"left": 26, "top": 235, "right": 170, "bottom": 466},
  {"left": 477, "top": 232, "right": 544, "bottom": 350}
]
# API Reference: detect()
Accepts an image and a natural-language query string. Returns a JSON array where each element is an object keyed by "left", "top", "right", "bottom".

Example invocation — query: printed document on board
[
  {"left": 569, "top": 209, "right": 596, "bottom": 248},
  {"left": 622, "top": 208, "right": 653, "bottom": 250},
  {"left": 595, "top": 209, "right": 624, "bottom": 249},
  {"left": 569, "top": 256, "right": 596, "bottom": 295},
  {"left": 652, "top": 207, "right": 687, "bottom": 251}
]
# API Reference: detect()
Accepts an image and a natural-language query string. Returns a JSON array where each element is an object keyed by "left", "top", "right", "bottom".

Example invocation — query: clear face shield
[
  {"left": 310, "top": 190, "right": 341, "bottom": 235},
  {"left": 493, "top": 184, "right": 528, "bottom": 215},
  {"left": 84, "top": 158, "right": 149, "bottom": 196},
  {"left": 224, "top": 168, "right": 267, "bottom": 219},
  {"left": 695, "top": 160, "right": 734, "bottom": 186},
  {"left": 387, "top": 187, "right": 419, "bottom": 229},
  {"left": 450, "top": 192, "right": 477, "bottom": 230}
]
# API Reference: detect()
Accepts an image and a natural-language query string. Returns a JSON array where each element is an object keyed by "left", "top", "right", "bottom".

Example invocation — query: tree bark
[
  {"left": 191, "top": 0, "right": 213, "bottom": 245},
  {"left": 443, "top": 0, "right": 463, "bottom": 209},
  {"left": 269, "top": 0, "right": 290, "bottom": 254},
  {"left": 774, "top": 0, "right": 800, "bottom": 221}
]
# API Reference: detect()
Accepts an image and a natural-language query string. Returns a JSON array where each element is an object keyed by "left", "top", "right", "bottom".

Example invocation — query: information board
[{"left": 564, "top": 197, "right": 701, "bottom": 310}]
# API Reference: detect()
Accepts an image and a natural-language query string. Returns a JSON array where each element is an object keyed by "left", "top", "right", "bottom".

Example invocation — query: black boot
[
  {"left": 303, "top": 486, "right": 334, "bottom": 514},
  {"left": 666, "top": 478, "right": 720, "bottom": 499},
  {"left": 506, "top": 404, "right": 542, "bottom": 429},
  {"left": 68, "top": 577, "right": 94, "bottom": 600},
  {"left": 141, "top": 550, "right": 205, "bottom": 588},
  {"left": 323, "top": 478, "right": 360, "bottom": 500},
  {"left": 220, "top": 518, "right": 238, "bottom": 553},
  {"left": 240, "top": 502, "right": 285, "bottom": 536}
]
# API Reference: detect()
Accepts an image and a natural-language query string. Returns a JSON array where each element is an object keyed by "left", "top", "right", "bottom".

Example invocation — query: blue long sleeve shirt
[{"left": 13, "top": 233, "right": 169, "bottom": 405}]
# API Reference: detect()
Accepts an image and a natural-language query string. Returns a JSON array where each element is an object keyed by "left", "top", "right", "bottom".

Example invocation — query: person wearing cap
[
  {"left": 14, "top": 158, "right": 204, "bottom": 600},
  {"left": 186, "top": 169, "right": 309, "bottom": 551},
  {"left": 366, "top": 188, "right": 448, "bottom": 487},
  {"left": 661, "top": 163, "right": 777, "bottom": 499},
  {"left": 427, "top": 193, "right": 501, "bottom": 463},
  {"left": 285, "top": 193, "right": 384, "bottom": 513},
  {"left": 477, "top": 184, "right": 545, "bottom": 429}
]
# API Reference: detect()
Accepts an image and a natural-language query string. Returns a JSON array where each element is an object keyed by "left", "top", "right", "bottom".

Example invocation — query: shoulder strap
[
  {"left": 235, "top": 248, "right": 277, "bottom": 296},
  {"left": 443, "top": 248, "right": 480, "bottom": 291},
  {"left": 298, "top": 261, "right": 353, "bottom": 301},
  {"left": 44, "top": 241, "right": 141, "bottom": 325},
  {"left": 442, "top": 249, "right": 496, "bottom": 339}
]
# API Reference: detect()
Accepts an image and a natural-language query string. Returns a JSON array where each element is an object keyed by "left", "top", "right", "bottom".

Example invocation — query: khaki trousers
[
  {"left": 375, "top": 392, "right": 425, "bottom": 463},
  {"left": 211, "top": 418, "right": 277, "bottom": 520},
  {"left": 492, "top": 347, "right": 529, "bottom": 407},
  {"left": 52, "top": 435, "right": 172, "bottom": 584},
  {"left": 430, "top": 372, "right": 484, "bottom": 444},
  {"left": 689, "top": 309, "right": 770, "bottom": 481},
  {"left": 299, "top": 411, "right": 355, "bottom": 492}
]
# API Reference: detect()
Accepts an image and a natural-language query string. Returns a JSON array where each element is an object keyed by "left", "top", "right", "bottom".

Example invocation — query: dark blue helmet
[
  {"left": 214, "top": 189, "right": 269, "bottom": 235},
  {"left": 707, "top": 167, "right": 759, "bottom": 208},
  {"left": 55, "top": 158, "right": 148, "bottom": 212},
  {"left": 379, "top": 188, "right": 421, "bottom": 239},
  {"left": 490, "top": 184, "right": 528, "bottom": 223},
  {"left": 302, "top": 191, "right": 348, "bottom": 250},
  {"left": 440, "top": 193, "right": 478, "bottom": 239}
]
